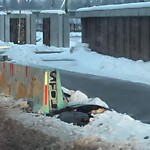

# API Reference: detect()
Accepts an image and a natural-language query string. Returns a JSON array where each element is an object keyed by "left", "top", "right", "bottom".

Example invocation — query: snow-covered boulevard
[
  {"left": 60, "top": 70, "right": 150, "bottom": 124},
  {"left": 1, "top": 32, "right": 150, "bottom": 149}
]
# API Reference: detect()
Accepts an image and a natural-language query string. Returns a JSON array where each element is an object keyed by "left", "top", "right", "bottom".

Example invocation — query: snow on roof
[
  {"left": 0, "top": 11, "right": 6, "bottom": 15},
  {"left": 40, "top": 10, "right": 66, "bottom": 15},
  {"left": 10, "top": 10, "right": 32, "bottom": 15},
  {"left": 77, "top": 1, "right": 150, "bottom": 12}
]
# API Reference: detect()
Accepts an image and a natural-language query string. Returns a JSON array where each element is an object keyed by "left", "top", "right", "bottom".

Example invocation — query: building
[{"left": 76, "top": 2, "right": 150, "bottom": 61}]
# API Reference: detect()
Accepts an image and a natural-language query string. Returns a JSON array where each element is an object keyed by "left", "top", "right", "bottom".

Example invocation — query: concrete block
[{"left": 0, "top": 61, "right": 65, "bottom": 114}]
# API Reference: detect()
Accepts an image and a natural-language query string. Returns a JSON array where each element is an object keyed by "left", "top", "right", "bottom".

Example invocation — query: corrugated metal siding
[{"left": 81, "top": 16, "right": 150, "bottom": 61}]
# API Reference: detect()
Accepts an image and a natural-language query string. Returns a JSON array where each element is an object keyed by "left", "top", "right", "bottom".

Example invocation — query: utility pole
[
  {"left": 51, "top": 0, "right": 53, "bottom": 8},
  {"left": 65, "top": 0, "right": 68, "bottom": 13},
  {"left": 61, "top": 0, "right": 68, "bottom": 13},
  {"left": 86, "top": 0, "right": 90, "bottom": 7},
  {"left": 18, "top": 0, "right": 22, "bottom": 44}
]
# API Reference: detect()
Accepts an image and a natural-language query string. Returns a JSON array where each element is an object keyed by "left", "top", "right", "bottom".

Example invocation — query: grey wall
[
  {"left": 0, "top": 14, "right": 36, "bottom": 44},
  {"left": 39, "top": 12, "right": 70, "bottom": 47},
  {"left": 82, "top": 17, "right": 150, "bottom": 61}
]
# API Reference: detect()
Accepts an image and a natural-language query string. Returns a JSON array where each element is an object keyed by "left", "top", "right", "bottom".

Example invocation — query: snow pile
[
  {"left": 62, "top": 87, "right": 109, "bottom": 108},
  {"left": 0, "top": 28, "right": 150, "bottom": 149},
  {"left": 10, "top": 10, "right": 32, "bottom": 15},
  {"left": 1, "top": 42, "right": 42, "bottom": 65},
  {"left": 0, "top": 31, "right": 150, "bottom": 148},
  {"left": 62, "top": 89, "right": 150, "bottom": 142},
  {"left": 0, "top": 33, "right": 150, "bottom": 86},
  {"left": 1, "top": 36, "right": 150, "bottom": 85},
  {"left": 67, "top": 94, "right": 109, "bottom": 109},
  {"left": 0, "top": 11, "right": 6, "bottom": 15},
  {"left": 1, "top": 89, "right": 150, "bottom": 150},
  {"left": 40, "top": 10, "right": 66, "bottom": 14}
]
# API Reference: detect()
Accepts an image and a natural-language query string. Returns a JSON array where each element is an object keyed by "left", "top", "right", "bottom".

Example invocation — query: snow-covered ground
[
  {"left": 1, "top": 32, "right": 150, "bottom": 85},
  {"left": 1, "top": 96, "right": 150, "bottom": 150},
  {"left": 0, "top": 32, "right": 150, "bottom": 149}
]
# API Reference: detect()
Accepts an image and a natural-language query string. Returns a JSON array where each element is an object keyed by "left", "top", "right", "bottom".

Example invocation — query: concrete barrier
[{"left": 0, "top": 61, "right": 65, "bottom": 114}]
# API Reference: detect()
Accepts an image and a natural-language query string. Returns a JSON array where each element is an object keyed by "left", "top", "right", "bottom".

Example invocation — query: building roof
[{"left": 76, "top": 2, "right": 150, "bottom": 17}]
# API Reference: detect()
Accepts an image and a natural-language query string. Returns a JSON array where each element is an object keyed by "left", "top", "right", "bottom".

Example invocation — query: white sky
[{"left": 1, "top": 32, "right": 150, "bottom": 149}]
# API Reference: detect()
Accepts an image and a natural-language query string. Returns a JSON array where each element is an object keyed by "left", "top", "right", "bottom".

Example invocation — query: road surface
[{"left": 60, "top": 70, "right": 150, "bottom": 124}]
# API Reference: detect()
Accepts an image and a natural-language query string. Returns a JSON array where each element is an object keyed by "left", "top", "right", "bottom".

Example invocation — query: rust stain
[
  {"left": 26, "top": 76, "right": 35, "bottom": 98},
  {"left": 0, "top": 62, "right": 43, "bottom": 104},
  {"left": 25, "top": 66, "right": 29, "bottom": 77},
  {"left": 10, "top": 64, "right": 14, "bottom": 76},
  {"left": 15, "top": 66, "right": 21, "bottom": 75},
  {"left": 0, "top": 71, "right": 5, "bottom": 88},
  {"left": 33, "top": 77, "right": 42, "bottom": 100},
  {"left": 15, "top": 79, "right": 26, "bottom": 99},
  {"left": 3, "top": 62, "right": 5, "bottom": 69},
  {"left": 26, "top": 76, "right": 42, "bottom": 101},
  {"left": 2, "top": 83, "right": 11, "bottom": 97}
]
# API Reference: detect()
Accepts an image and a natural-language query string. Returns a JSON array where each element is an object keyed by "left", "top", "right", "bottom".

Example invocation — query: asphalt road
[{"left": 60, "top": 70, "right": 150, "bottom": 124}]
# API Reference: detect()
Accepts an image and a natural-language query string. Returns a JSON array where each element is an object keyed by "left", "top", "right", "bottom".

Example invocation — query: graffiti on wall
[{"left": 0, "top": 61, "right": 65, "bottom": 113}]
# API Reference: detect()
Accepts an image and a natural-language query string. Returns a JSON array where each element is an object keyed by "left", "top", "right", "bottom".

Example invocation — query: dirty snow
[
  {"left": 0, "top": 32, "right": 150, "bottom": 149},
  {"left": 1, "top": 32, "right": 150, "bottom": 85},
  {"left": 1, "top": 93, "right": 150, "bottom": 150}
]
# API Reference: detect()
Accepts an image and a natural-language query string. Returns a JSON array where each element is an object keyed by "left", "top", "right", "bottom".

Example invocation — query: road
[{"left": 60, "top": 70, "right": 150, "bottom": 124}]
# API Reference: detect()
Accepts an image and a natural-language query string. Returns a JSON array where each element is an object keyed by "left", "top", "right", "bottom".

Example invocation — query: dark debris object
[
  {"left": 50, "top": 104, "right": 110, "bottom": 117},
  {"left": 49, "top": 104, "right": 110, "bottom": 126},
  {"left": 58, "top": 111, "right": 92, "bottom": 126},
  {"left": 0, "top": 55, "right": 10, "bottom": 61},
  {"left": 144, "top": 136, "right": 149, "bottom": 139}
]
